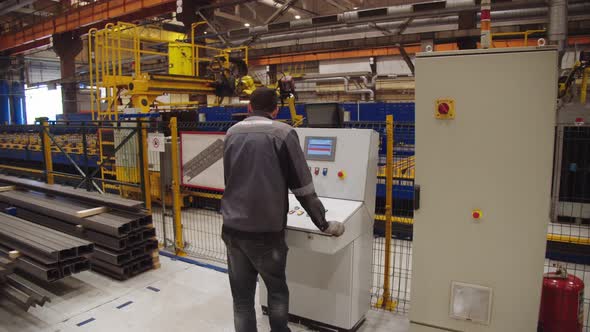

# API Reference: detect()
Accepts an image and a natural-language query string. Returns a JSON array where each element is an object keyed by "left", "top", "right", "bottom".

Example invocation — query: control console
[{"left": 261, "top": 128, "right": 379, "bottom": 331}]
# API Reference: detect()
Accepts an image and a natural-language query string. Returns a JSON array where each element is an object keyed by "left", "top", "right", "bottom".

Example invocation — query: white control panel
[
  {"left": 284, "top": 128, "right": 379, "bottom": 250},
  {"left": 261, "top": 128, "right": 379, "bottom": 331},
  {"left": 293, "top": 128, "right": 378, "bottom": 204},
  {"left": 286, "top": 195, "right": 362, "bottom": 234}
]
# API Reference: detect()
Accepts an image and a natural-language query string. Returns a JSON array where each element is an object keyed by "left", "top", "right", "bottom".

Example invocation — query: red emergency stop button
[
  {"left": 435, "top": 99, "right": 455, "bottom": 119},
  {"left": 438, "top": 102, "right": 450, "bottom": 115},
  {"left": 337, "top": 171, "right": 346, "bottom": 179},
  {"left": 472, "top": 209, "right": 483, "bottom": 220}
]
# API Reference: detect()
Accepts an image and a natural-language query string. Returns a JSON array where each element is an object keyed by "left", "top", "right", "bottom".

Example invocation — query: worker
[{"left": 221, "top": 87, "right": 345, "bottom": 332}]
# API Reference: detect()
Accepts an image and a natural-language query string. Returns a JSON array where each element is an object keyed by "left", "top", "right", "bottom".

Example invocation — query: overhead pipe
[
  {"left": 225, "top": 2, "right": 589, "bottom": 45},
  {"left": 480, "top": 0, "right": 492, "bottom": 49},
  {"left": 227, "top": 0, "right": 478, "bottom": 40},
  {"left": 548, "top": 0, "right": 568, "bottom": 52},
  {"left": 244, "top": 16, "right": 459, "bottom": 45},
  {"left": 257, "top": 0, "right": 306, "bottom": 16},
  {"left": 225, "top": 0, "right": 576, "bottom": 41},
  {"left": 363, "top": 75, "right": 410, "bottom": 89},
  {"left": 303, "top": 77, "right": 375, "bottom": 101}
]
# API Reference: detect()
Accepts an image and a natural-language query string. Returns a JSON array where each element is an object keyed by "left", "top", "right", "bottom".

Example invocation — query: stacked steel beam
[
  {"left": 0, "top": 176, "right": 158, "bottom": 280},
  {"left": 0, "top": 214, "right": 93, "bottom": 281},
  {"left": 0, "top": 261, "right": 52, "bottom": 311},
  {"left": 0, "top": 175, "right": 144, "bottom": 211},
  {"left": 0, "top": 214, "right": 93, "bottom": 310}
]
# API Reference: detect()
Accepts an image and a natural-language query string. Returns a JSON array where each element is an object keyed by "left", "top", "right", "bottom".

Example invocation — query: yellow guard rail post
[
  {"left": 139, "top": 120, "right": 152, "bottom": 212},
  {"left": 377, "top": 115, "right": 397, "bottom": 311},
  {"left": 39, "top": 118, "right": 54, "bottom": 185},
  {"left": 581, "top": 67, "right": 589, "bottom": 105},
  {"left": 169, "top": 117, "right": 185, "bottom": 256}
]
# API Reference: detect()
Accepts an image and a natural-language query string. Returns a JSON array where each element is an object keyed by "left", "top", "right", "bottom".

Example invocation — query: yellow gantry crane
[{"left": 87, "top": 22, "right": 248, "bottom": 195}]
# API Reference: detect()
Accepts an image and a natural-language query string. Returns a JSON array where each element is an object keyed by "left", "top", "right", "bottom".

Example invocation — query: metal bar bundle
[
  {"left": 90, "top": 254, "right": 156, "bottom": 281},
  {"left": 0, "top": 214, "right": 93, "bottom": 284},
  {"left": 0, "top": 190, "right": 151, "bottom": 237},
  {"left": 0, "top": 218, "right": 93, "bottom": 312},
  {"left": 0, "top": 174, "right": 143, "bottom": 211},
  {"left": 0, "top": 273, "right": 53, "bottom": 310},
  {"left": 0, "top": 213, "right": 93, "bottom": 264},
  {"left": 0, "top": 178, "right": 159, "bottom": 280}
]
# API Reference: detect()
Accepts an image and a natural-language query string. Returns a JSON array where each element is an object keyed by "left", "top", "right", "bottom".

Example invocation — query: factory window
[{"left": 25, "top": 85, "right": 63, "bottom": 124}]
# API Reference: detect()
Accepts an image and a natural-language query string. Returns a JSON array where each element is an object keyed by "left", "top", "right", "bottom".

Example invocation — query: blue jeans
[{"left": 222, "top": 228, "right": 291, "bottom": 332}]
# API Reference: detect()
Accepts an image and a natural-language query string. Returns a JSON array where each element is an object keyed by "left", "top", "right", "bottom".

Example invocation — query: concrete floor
[{"left": 0, "top": 255, "right": 409, "bottom": 332}]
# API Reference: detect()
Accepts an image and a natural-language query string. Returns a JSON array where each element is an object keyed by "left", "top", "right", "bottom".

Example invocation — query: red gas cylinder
[{"left": 538, "top": 266, "right": 584, "bottom": 332}]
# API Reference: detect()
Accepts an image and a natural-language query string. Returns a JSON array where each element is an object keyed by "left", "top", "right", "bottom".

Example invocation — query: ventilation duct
[
  {"left": 226, "top": 0, "right": 479, "bottom": 39},
  {"left": 548, "top": 0, "right": 568, "bottom": 52}
]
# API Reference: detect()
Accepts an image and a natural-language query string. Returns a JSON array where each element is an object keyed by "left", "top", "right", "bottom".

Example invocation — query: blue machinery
[{"left": 0, "top": 80, "right": 27, "bottom": 125}]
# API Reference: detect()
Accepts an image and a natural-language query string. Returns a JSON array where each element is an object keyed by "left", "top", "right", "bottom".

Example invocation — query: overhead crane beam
[
  {"left": 0, "top": 0, "right": 176, "bottom": 54},
  {"left": 0, "top": 0, "right": 36, "bottom": 16}
]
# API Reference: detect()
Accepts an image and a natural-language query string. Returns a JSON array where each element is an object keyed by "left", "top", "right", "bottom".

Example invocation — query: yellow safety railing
[
  {"left": 40, "top": 119, "right": 54, "bottom": 185},
  {"left": 581, "top": 67, "right": 589, "bottom": 104},
  {"left": 169, "top": 117, "right": 185, "bottom": 256},
  {"left": 491, "top": 29, "right": 546, "bottom": 46},
  {"left": 376, "top": 114, "right": 397, "bottom": 311}
]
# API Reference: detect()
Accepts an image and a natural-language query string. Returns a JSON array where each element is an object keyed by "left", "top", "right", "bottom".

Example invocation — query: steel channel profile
[
  {"left": 0, "top": 192, "right": 129, "bottom": 236},
  {"left": 0, "top": 203, "right": 128, "bottom": 251},
  {"left": 14, "top": 256, "right": 60, "bottom": 282},
  {"left": 0, "top": 241, "right": 89, "bottom": 283},
  {"left": 1, "top": 275, "right": 52, "bottom": 310},
  {"left": 0, "top": 190, "right": 150, "bottom": 237},
  {"left": 0, "top": 178, "right": 157, "bottom": 280},
  {"left": 94, "top": 239, "right": 158, "bottom": 265},
  {"left": 1, "top": 203, "right": 151, "bottom": 253},
  {"left": 0, "top": 283, "right": 37, "bottom": 310},
  {"left": 90, "top": 254, "right": 154, "bottom": 280},
  {"left": 0, "top": 174, "right": 144, "bottom": 211},
  {"left": 0, "top": 213, "right": 94, "bottom": 263},
  {"left": 6, "top": 274, "right": 52, "bottom": 306},
  {"left": 0, "top": 256, "right": 15, "bottom": 281},
  {"left": 0, "top": 197, "right": 157, "bottom": 279},
  {"left": 0, "top": 248, "right": 54, "bottom": 311}
]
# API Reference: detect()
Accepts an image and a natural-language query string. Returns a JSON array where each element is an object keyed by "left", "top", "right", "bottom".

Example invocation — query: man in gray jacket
[{"left": 221, "top": 87, "right": 344, "bottom": 332}]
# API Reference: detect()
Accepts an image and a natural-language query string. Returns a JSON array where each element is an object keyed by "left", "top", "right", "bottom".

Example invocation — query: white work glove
[{"left": 324, "top": 221, "right": 345, "bottom": 237}]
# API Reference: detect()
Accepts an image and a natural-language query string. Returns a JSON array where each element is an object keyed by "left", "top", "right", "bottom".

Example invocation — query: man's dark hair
[{"left": 250, "top": 87, "right": 278, "bottom": 114}]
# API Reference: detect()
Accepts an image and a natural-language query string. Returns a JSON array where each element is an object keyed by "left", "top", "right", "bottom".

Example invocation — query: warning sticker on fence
[{"left": 148, "top": 133, "right": 165, "bottom": 152}]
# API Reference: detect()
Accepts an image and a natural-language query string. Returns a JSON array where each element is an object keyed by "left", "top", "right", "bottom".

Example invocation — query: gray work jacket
[{"left": 221, "top": 114, "right": 328, "bottom": 233}]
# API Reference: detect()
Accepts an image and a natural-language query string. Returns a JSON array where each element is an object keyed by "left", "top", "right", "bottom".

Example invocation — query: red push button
[
  {"left": 337, "top": 171, "right": 346, "bottom": 179},
  {"left": 472, "top": 209, "right": 483, "bottom": 220},
  {"left": 438, "top": 102, "right": 450, "bottom": 115}
]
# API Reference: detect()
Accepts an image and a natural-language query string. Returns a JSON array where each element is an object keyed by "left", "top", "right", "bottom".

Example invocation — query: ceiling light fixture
[
  {"left": 295, "top": 15, "right": 301, "bottom": 19},
  {"left": 244, "top": 23, "right": 251, "bottom": 27},
  {"left": 353, "top": 7, "right": 359, "bottom": 9}
]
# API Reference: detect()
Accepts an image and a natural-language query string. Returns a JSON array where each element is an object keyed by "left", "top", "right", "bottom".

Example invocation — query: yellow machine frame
[
  {"left": 87, "top": 22, "right": 249, "bottom": 195},
  {"left": 88, "top": 22, "right": 249, "bottom": 118}
]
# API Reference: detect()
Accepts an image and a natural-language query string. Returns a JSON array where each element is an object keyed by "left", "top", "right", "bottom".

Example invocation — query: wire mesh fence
[
  {"left": 0, "top": 120, "right": 145, "bottom": 196},
  {"left": 11, "top": 113, "right": 585, "bottom": 326},
  {"left": 548, "top": 121, "right": 590, "bottom": 329},
  {"left": 172, "top": 121, "right": 234, "bottom": 263},
  {"left": 346, "top": 121, "right": 415, "bottom": 313},
  {"left": 164, "top": 118, "right": 417, "bottom": 314}
]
